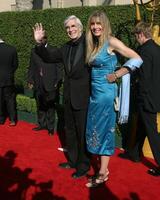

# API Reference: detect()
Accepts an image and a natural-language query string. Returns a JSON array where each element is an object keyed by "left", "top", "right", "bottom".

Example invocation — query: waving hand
[{"left": 33, "top": 23, "right": 46, "bottom": 43}]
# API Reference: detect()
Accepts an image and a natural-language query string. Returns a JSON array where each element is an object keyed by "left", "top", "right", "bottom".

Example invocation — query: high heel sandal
[
  {"left": 87, "top": 170, "right": 109, "bottom": 182},
  {"left": 86, "top": 173, "right": 109, "bottom": 188}
]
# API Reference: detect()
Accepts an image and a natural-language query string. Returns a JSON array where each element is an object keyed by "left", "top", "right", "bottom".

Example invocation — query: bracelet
[{"left": 114, "top": 72, "right": 118, "bottom": 79}]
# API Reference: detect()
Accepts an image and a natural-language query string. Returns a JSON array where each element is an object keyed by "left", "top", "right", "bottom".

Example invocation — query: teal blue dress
[{"left": 86, "top": 42, "right": 118, "bottom": 156}]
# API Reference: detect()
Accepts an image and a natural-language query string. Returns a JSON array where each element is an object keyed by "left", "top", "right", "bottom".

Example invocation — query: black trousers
[
  {"left": 64, "top": 100, "right": 90, "bottom": 172},
  {"left": 131, "top": 106, "right": 160, "bottom": 166},
  {"left": 0, "top": 86, "right": 16, "bottom": 123},
  {"left": 35, "top": 87, "right": 56, "bottom": 132}
]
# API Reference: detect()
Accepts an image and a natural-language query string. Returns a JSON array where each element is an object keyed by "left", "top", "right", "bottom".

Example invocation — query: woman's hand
[
  {"left": 107, "top": 73, "right": 117, "bottom": 83},
  {"left": 107, "top": 67, "right": 129, "bottom": 83},
  {"left": 33, "top": 23, "right": 46, "bottom": 44}
]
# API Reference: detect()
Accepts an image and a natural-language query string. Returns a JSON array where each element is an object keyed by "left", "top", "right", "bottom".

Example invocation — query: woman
[{"left": 85, "top": 11, "right": 142, "bottom": 187}]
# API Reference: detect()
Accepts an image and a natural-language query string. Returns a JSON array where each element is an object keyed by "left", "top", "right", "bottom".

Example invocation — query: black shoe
[
  {"left": 118, "top": 152, "right": 141, "bottom": 163},
  {"left": 59, "top": 162, "right": 75, "bottom": 169},
  {"left": 72, "top": 169, "right": 89, "bottom": 179},
  {"left": 32, "top": 126, "right": 45, "bottom": 131},
  {"left": 48, "top": 132, "right": 54, "bottom": 136},
  {"left": 9, "top": 121, "right": 16, "bottom": 126},
  {"left": 148, "top": 168, "right": 160, "bottom": 176},
  {"left": 48, "top": 130, "right": 54, "bottom": 136}
]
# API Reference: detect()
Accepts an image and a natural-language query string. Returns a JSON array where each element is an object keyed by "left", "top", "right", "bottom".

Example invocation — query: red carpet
[{"left": 0, "top": 120, "right": 160, "bottom": 200}]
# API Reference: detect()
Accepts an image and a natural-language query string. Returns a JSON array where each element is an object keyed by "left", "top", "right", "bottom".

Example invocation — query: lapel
[
  {"left": 64, "top": 34, "right": 84, "bottom": 75},
  {"left": 71, "top": 40, "right": 83, "bottom": 73},
  {"left": 65, "top": 45, "right": 72, "bottom": 74}
]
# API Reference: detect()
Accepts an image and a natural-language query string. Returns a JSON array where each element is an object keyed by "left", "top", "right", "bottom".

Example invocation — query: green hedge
[
  {"left": 16, "top": 94, "right": 37, "bottom": 113},
  {"left": 0, "top": 5, "right": 152, "bottom": 88}
]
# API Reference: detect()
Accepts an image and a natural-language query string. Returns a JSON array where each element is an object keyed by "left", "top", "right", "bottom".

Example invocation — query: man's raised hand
[{"left": 33, "top": 23, "right": 46, "bottom": 43}]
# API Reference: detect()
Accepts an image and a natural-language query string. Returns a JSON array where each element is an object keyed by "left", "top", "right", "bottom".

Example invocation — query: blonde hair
[{"left": 86, "top": 11, "right": 112, "bottom": 63}]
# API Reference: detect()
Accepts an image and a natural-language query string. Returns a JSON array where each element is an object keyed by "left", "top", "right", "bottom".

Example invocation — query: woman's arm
[
  {"left": 107, "top": 36, "right": 142, "bottom": 82},
  {"left": 109, "top": 36, "right": 140, "bottom": 59}
]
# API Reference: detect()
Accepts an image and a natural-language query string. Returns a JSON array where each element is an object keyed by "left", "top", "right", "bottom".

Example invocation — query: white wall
[
  {"left": 0, "top": 0, "right": 138, "bottom": 12},
  {"left": 0, "top": 0, "right": 16, "bottom": 12},
  {"left": 114, "top": 0, "right": 131, "bottom": 5}
]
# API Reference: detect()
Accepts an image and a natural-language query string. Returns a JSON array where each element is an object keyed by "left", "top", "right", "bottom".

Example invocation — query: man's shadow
[
  {"left": 0, "top": 150, "right": 66, "bottom": 200},
  {"left": 0, "top": 150, "right": 36, "bottom": 199},
  {"left": 32, "top": 180, "right": 66, "bottom": 200},
  {"left": 89, "top": 185, "right": 120, "bottom": 200}
]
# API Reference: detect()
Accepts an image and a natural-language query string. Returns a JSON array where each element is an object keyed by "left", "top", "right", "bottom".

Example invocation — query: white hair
[{"left": 64, "top": 15, "right": 83, "bottom": 31}]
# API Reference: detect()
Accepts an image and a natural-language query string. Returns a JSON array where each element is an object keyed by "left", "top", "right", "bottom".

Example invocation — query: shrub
[
  {"left": 0, "top": 5, "right": 151, "bottom": 87},
  {"left": 16, "top": 94, "right": 37, "bottom": 113}
]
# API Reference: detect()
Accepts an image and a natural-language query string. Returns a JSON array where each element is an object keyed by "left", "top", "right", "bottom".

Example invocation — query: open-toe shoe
[
  {"left": 86, "top": 173, "right": 109, "bottom": 188},
  {"left": 88, "top": 170, "right": 109, "bottom": 182}
]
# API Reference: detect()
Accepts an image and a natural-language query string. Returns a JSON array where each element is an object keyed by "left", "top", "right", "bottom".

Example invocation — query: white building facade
[{"left": 0, "top": 0, "right": 136, "bottom": 12}]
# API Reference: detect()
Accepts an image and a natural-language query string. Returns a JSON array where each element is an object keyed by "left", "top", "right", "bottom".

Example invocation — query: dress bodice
[{"left": 90, "top": 41, "right": 117, "bottom": 73}]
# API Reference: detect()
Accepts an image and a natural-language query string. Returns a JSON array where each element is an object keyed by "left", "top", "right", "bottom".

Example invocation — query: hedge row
[
  {"left": 0, "top": 5, "right": 151, "bottom": 87},
  {"left": 16, "top": 94, "right": 37, "bottom": 113}
]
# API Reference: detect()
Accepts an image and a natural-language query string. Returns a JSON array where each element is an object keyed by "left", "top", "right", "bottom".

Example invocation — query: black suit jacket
[
  {"left": 0, "top": 42, "right": 18, "bottom": 87},
  {"left": 36, "top": 34, "right": 90, "bottom": 110},
  {"left": 137, "top": 39, "right": 160, "bottom": 112},
  {"left": 28, "top": 45, "right": 62, "bottom": 92}
]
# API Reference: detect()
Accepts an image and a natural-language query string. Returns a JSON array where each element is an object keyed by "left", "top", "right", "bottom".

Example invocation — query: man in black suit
[
  {"left": 121, "top": 22, "right": 160, "bottom": 176},
  {"left": 0, "top": 37, "right": 18, "bottom": 126},
  {"left": 27, "top": 36, "right": 62, "bottom": 135},
  {"left": 33, "top": 16, "right": 90, "bottom": 178}
]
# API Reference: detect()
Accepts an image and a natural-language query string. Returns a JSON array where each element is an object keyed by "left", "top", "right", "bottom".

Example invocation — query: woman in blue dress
[{"left": 85, "top": 11, "right": 143, "bottom": 187}]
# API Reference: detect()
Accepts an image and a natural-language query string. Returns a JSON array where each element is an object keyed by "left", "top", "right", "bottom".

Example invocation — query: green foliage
[
  {"left": 0, "top": 5, "right": 155, "bottom": 87},
  {"left": 16, "top": 94, "right": 37, "bottom": 113},
  {"left": 0, "top": 5, "right": 139, "bottom": 87}
]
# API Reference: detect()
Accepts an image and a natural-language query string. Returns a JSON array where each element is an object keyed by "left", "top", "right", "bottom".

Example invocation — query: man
[
  {"left": 0, "top": 36, "right": 18, "bottom": 126},
  {"left": 27, "top": 36, "right": 62, "bottom": 136},
  {"left": 121, "top": 22, "right": 160, "bottom": 176},
  {"left": 33, "top": 15, "right": 90, "bottom": 178}
]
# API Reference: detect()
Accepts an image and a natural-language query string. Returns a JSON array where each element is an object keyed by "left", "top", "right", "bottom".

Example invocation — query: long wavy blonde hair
[{"left": 86, "top": 11, "right": 112, "bottom": 64}]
